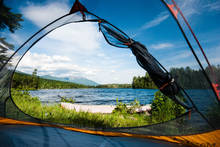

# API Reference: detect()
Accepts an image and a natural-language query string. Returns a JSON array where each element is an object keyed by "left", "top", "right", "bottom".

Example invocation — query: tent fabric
[
  {"left": 0, "top": 0, "right": 220, "bottom": 146},
  {"left": 0, "top": 117, "right": 220, "bottom": 146},
  {"left": 0, "top": 125, "right": 179, "bottom": 147},
  {"left": 162, "top": 0, "right": 220, "bottom": 104}
]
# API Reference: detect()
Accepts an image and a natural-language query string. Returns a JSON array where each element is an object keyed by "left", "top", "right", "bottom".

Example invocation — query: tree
[
  {"left": 0, "top": 37, "right": 14, "bottom": 67},
  {"left": 0, "top": 0, "right": 23, "bottom": 33},
  {"left": 132, "top": 73, "right": 156, "bottom": 89},
  {"left": 32, "top": 69, "right": 39, "bottom": 89},
  {"left": 0, "top": 0, "right": 23, "bottom": 68}
]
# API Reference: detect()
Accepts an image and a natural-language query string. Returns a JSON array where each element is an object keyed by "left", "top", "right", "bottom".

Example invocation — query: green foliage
[
  {"left": 132, "top": 66, "right": 220, "bottom": 90},
  {"left": 170, "top": 65, "right": 220, "bottom": 89},
  {"left": 11, "top": 89, "right": 42, "bottom": 117},
  {"left": 113, "top": 98, "right": 129, "bottom": 114},
  {"left": 11, "top": 89, "right": 187, "bottom": 128},
  {"left": 60, "top": 96, "right": 75, "bottom": 104},
  {"left": 0, "top": 1, "right": 22, "bottom": 68},
  {"left": 113, "top": 98, "right": 141, "bottom": 114},
  {"left": 0, "top": 0, "right": 23, "bottom": 33},
  {"left": 132, "top": 73, "right": 157, "bottom": 89},
  {"left": 150, "top": 91, "right": 186, "bottom": 123},
  {"left": 11, "top": 90, "right": 150, "bottom": 128},
  {"left": 12, "top": 70, "right": 90, "bottom": 90},
  {"left": 129, "top": 99, "right": 141, "bottom": 113}
]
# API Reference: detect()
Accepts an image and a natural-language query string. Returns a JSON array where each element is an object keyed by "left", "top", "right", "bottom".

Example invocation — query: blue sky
[{"left": 2, "top": 0, "right": 220, "bottom": 84}]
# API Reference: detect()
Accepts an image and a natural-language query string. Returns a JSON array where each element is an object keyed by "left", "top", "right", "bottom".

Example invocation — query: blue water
[
  {"left": 29, "top": 88, "right": 219, "bottom": 112},
  {"left": 29, "top": 88, "right": 157, "bottom": 105}
]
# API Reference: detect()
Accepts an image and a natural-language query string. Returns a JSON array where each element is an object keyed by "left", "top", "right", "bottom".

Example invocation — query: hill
[{"left": 41, "top": 75, "right": 99, "bottom": 86}]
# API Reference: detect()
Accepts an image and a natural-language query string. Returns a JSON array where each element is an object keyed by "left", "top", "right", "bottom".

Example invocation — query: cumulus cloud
[
  {"left": 21, "top": 1, "right": 102, "bottom": 54},
  {"left": 16, "top": 51, "right": 145, "bottom": 84},
  {"left": 17, "top": 1, "right": 146, "bottom": 84},
  {"left": 21, "top": 2, "right": 70, "bottom": 27},
  {"left": 150, "top": 43, "right": 174, "bottom": 50},
  {"left": 17, "top": 52, "right": 97, "bottom": 77},
  {"left": 46, "top": 23, "right": 102, "bottom": 53}
]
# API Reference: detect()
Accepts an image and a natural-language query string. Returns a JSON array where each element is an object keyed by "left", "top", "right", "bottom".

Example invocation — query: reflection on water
[{"left": 29, "top": 88, "right": 157, "bottom": 105}]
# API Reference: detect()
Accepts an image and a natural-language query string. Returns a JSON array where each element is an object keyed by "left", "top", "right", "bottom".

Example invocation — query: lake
[
  {"left": 29, "top": 88, "right": 218, "bottom": 112},
  {"left": 29, "top": 88, "right": 157, "bottom": 105}
]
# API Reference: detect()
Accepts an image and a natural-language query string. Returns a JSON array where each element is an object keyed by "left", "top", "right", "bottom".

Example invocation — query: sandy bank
[{"left": 61, "top": 102, "right": 151, "bottom": 114}]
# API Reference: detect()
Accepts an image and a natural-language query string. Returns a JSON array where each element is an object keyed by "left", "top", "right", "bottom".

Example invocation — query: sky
[{"left": 1, "top": 0, "right": 220, "bottom": 84}]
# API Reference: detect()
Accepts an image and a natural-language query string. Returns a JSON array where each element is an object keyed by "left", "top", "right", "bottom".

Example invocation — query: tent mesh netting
[{"left": 0, "top": 0, "right": 219, "bottom": 137}]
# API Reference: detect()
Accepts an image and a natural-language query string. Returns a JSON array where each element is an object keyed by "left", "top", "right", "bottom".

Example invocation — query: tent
[{"left": 0, "top": 0, "right": 220, "bottom": 146}]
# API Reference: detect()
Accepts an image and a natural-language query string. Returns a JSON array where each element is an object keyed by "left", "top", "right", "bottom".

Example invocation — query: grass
[
  {"left": 11, "top": 89, "right": 151, "bottom": 128},
  {"left": 11, "top": 90, "right": 186, "bottom": 128},
  {"left": 59, "top": 95, "right": 75, "bottom": 104}
]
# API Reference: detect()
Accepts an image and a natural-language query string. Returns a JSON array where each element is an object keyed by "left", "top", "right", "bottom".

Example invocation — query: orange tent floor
[{"left": 0, "top": 117, "right": 219, "bottom": 146}]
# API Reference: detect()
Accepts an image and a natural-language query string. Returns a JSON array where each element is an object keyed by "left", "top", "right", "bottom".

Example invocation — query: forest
[
  {"left": 12, "top": 65, "right": 220, "bottom": 90},
  {"left": 170, "top": 65, "right": 220, "bottom": 89},
  {"left": 132, "top": 65, "right": 220, "bottom": 89},
  {"left": 132, "top": 73, "right": 157, "bottom": 89},
  {"left": 12, "top": 69, "right": 90, "bottom": 90}
]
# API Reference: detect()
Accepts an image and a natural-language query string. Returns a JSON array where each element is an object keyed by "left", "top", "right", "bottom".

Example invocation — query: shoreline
[{"left": 61, "top": 102, "right": 151, "bottom": 114}]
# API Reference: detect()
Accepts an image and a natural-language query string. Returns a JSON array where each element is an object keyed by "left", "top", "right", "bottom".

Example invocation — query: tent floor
[{"left": 0, "top": 124, "right": 180, "bottom": 147}]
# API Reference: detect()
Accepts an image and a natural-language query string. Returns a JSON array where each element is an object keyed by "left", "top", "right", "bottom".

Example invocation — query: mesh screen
[
  {"left": 0, "top": 0, "right": 219, "bottom": 137},
  {"left": 106, "top": 110, "right": 213, "bottom": 136}
]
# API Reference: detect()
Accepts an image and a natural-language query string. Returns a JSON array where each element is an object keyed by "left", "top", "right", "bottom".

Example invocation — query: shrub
[
  {"left": 150, "top": 91, "right": 186, "bottom": 123},
  {"left": 60, "top": 96, "right": 75, "bottom": 104},
  {"left": 11, "top": 90, "right": 150, "bottom": 128},
  {"left": 113, "top": 98, "right": 141, "bottom": 114}
]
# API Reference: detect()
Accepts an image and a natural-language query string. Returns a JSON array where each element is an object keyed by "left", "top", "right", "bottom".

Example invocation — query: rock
[
  {"left": 135, "top": 105, "right": 151, "bottom": 113},
  {"left": 61, "top": 102, "right": 151, "bottom": 114},
  {"left": 61, "top": 102, "right": 116, "bottom": 113}
]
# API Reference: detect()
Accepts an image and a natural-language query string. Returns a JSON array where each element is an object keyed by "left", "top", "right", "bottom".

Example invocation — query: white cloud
[
  {"left": 46, "top": 22, "right": 101, "bottom": 53},
  {"left": 150, "top": 43, "right": 174, "bottom": 50},
  {"left": 16, "top": 51, "right": 145, "bottom": 84},
  {"left": 131, "top": 11, "right": 169, "bottom": 37},
  {"left": 9, "top": 34, "right": 24, "bottom": 45},
  {"left": 178, "top": 0, "right": 200, "bottom": 17},
  {"left": 141, "top": 12, "right": 169, "bottom": 30},
  {"left": 160, "top": 50, "right": 195, "bottom": 69},
  {"left": 175, "top": 0, "right": 220, "bottom": 18},
  {"left": 17, "top": 52, "right": 96, "bottom": 77},
  {"left": 21, "top": 1, "right": 102, "bottom": 54},
  {"left": 171, "top": 51, "right": 192, "bottom": 61},
  {"left": 204, "top": 1, "right": 220, "bottom": 11},
  {"left": 16, "top": 1, "right": 147, "bottom": 84},
  {"left": 21, "top": 2, "right": 70, "bottom": 27}
]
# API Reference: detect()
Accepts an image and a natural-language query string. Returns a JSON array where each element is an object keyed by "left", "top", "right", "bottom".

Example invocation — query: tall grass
[
  {"left": 11, "top": 90, "right": 186, "bottom": 128},
  {"left": 11, "top": 90, "right": 151, "bottom": 128}
]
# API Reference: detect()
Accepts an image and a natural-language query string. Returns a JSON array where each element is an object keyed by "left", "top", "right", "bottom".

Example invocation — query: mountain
[{"left": 41, "top": 75, "right": 99, "bottom": 86}]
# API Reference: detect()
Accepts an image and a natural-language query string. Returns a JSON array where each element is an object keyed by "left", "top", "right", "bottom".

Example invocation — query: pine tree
[
  {"left": 0, "top": 0, "right": 23, "bottom": 33},
  {"left": 0, "top": 0, "right": 23, "bottom": 68}
]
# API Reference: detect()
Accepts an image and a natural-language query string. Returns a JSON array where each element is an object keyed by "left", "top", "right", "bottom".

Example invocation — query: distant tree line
[
  {"left": 132, "top": 73, "right": 157, "bottom": 89},
  {"left": 12, "top": 69, "right": 90, "bottom": 90},
  {"left": 132, "top": 65, "right": 220, "bottom": 89},
  {"left": 170, "top": 65, "right": 220, "bottom": 89}
]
